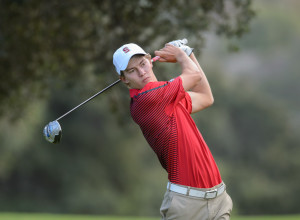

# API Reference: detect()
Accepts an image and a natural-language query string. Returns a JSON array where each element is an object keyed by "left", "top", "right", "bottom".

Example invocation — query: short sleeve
[{"left": 164, "top": 77, "right": 191, "bottom": 115}]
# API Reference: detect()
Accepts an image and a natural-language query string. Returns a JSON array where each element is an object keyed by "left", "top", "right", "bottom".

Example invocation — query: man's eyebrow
[
  {"left": 126, "top": 58, "right": 145, "bottom": 71},
  {"left": 140, "top": 58, "right": 146, "bottom": 64}
]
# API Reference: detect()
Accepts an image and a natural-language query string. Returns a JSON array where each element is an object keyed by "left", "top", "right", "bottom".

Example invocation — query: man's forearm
[
  {"left": 176, "top": 51, "right": 203, "bottom": 91},
  {"left": 189, "top": 53, "right": 213, "bottom": 96},
  {"left": 177, "top": 52, "right": 200, "bottom": 77}
]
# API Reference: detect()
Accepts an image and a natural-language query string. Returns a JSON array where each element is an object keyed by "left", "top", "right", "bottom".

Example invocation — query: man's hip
[{"left": 160, "top": 182, "right": 233, "bottom": 220}]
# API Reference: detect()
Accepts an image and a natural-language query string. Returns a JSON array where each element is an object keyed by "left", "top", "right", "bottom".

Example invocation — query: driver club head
[{"left": 43, "top": 120, "right": 62, "bottom": 144}]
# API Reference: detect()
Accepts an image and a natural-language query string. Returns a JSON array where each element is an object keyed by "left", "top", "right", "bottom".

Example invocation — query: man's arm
[
  {"left": 155, "top": 45, "right": 213, "bottom": 113},
  {"left": 155, "top": 44, "right": 202, "bottom": 92},
  {"left": 187, "top": 53, "right": 214, "bottom": 113}
]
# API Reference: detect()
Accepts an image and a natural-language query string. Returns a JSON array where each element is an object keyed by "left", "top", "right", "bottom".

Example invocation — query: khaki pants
[{"left": 160, "top": 185, "right": 233, "bottom": 220}]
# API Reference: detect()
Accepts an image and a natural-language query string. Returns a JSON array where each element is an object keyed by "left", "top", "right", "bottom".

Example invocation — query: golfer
[{"left": 113, "top": 39, "right": 233, "bottom": 220}]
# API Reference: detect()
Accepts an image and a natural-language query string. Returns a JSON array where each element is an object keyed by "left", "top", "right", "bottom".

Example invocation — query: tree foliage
[{"left": 0, "top": 0, "right": 255, "bottom": 119}]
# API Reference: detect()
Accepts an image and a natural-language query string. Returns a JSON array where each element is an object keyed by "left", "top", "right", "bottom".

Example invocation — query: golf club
[{"left": 43, "top": 56, "right": 160, "bottom": 144}]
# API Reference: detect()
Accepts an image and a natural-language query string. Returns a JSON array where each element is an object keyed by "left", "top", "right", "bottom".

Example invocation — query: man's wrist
[
  {"left": 182, "top": 45, "right": 194, "bottom": 56},
  {"left": 176, "top": 50, "right": 190, "bottom": 63}
]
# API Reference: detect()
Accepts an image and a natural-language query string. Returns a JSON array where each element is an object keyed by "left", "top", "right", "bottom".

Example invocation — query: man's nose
[{"left": 137, "top": 67, "right": 146, "bottom": 76}]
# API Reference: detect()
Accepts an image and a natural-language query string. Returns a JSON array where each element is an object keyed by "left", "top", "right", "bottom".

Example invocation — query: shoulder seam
[{"left": 134, "top": 83, "right": 168, "bottom": 99}]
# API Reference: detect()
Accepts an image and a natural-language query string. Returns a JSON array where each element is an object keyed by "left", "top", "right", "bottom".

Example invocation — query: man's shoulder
[
  {"left": 143, "top": 77, "right": 181, "bottom": 93},
  {"left": 130, "top": 81, "right": 166, "bottom": 98},
  {"left": 130, "top": 77, "right": 182, "bottom": 99}
]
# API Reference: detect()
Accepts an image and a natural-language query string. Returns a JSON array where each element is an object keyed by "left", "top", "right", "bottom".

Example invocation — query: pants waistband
[{"left": 167, "top": 182, "right": 226, "bottom": 199}]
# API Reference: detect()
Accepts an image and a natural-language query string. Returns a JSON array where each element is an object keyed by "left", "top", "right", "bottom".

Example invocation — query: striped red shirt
[{"left": 129, "top": 77, "right": 222, "bottom": 188}]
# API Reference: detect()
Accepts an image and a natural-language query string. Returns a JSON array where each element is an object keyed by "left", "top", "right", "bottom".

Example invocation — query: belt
[{"left": 167, "top": 182, "right": 226, "bottom": 199}]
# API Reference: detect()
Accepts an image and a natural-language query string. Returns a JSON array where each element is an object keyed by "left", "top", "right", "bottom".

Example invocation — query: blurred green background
[{"left": 0, "top": 0, "right": 299, "bottom": 218}]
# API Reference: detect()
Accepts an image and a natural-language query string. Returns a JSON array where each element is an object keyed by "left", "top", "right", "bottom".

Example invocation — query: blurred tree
[
  {"left": 1, "top": 62, "right": 299, "bottom": 215},
  {"left": 1, "top": 0, "right": 300, "bottom": 216},
  {"left": 0, "top": 0, "right": 255, "bottom": 120},
  {"left": 0, "top": 86, "right": 167, "bottom": 215},
  {"left": 193, "top": 71, "right": 300, "bottom": 215}
]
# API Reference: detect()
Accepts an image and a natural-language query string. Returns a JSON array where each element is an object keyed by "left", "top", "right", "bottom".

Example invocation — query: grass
[
  {"left": 0, "top": 213, "right": 158, "bottom": 220},
  {"left": 232, "top": 215, "right": 300, "bottom": 220},
  {"left": 0, "top": 213, "right": 299, "bottom": 220}
]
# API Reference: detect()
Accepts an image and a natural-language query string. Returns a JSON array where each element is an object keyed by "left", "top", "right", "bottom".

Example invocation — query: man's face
[{"left": 121, "top": 55, "right": 157, "bottom": 89}]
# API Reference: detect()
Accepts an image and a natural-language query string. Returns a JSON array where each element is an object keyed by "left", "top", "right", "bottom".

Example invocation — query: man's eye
[{"left": 128, "top": 69, "right": 135, "bottom": 73}]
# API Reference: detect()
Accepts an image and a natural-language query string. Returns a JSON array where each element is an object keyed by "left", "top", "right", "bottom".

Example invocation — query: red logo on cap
[{"left": 123, "top": 47, "right": 130, "bottom": 53}]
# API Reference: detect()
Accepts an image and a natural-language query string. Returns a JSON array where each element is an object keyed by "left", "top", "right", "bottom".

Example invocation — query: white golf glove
[{"left": 168, "top": 38, "right": 194, "bottom": 56}]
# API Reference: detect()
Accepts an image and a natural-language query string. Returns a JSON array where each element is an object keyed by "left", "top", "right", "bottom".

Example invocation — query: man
[{"left": 113, "top": 39, "right": 233, "bottom": 220}]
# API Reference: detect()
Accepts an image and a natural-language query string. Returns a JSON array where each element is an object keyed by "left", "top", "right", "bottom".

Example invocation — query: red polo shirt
[{"left": 129, "top": 76, "right": 222, "bottom": 188}]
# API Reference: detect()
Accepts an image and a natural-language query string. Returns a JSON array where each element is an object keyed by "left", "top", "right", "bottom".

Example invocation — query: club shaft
[
  {"left": 55, "top": 79, "right": 121, "bottom": 121},
  {"left": 54, "top": 56, "right": 160, "bottom": 122}
]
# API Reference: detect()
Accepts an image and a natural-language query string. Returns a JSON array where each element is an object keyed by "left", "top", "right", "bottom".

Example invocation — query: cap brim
[{"left": 119, "top": 52, "right": 146, "bottom": 73}]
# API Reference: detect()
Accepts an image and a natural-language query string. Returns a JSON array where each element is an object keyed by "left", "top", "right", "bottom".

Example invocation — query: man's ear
[
  {"left": 120, "top": 75, "right": 131, "bottom": 89},
  {"left": 120, "top": 75, "right": 128, "bottom": 83}
]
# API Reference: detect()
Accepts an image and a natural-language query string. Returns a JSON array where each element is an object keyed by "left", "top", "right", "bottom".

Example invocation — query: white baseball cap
[{"left": 113, "top": 43, "right": 147, "bottom": 75}]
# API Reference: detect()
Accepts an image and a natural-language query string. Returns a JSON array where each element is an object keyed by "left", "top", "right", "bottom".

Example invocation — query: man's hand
[
  {"left": 155, "top": 44, "right": 186, "bottom": 63},
  {"left": 167, "top": 38, "right": 194, "bottom": 56}
]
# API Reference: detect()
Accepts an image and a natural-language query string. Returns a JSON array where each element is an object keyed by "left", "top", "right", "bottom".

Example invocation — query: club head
[{"left": 43, "top": 120, "right": 62, "bottom": 144}]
